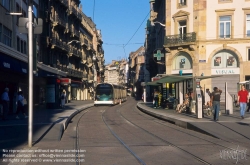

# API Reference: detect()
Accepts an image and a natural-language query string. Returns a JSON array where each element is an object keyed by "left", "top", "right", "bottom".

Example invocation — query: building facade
[
  {"left": 104, "top": 59, "right": 128, "bottom": 86},
  {"left": 147, "top": 0, "right": 250, "bottom": 100},
  {"left": 128, "top": 46, "right": 145, "bottom": 99},
  {"left": 0, "top": 0, "right": 105, "bottom": 111}
]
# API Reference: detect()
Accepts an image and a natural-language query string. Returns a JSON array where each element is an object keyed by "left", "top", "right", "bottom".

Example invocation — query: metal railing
[{"left": 164, "top": 32, "right": 196, "bottom": 46}]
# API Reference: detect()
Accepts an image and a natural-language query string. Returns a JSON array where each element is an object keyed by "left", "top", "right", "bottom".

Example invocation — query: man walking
[
  {"left": 1, "top": 88, "right": 10, "bottom": 120},
  {"left": 210, "top": 87, "right": 222, "bottom": 121},
  {"left": 237, "top": 85, "right": 249, "bottom": 119}
]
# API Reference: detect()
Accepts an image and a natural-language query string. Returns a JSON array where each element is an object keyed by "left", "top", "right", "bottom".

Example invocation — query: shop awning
[{"left": 146, "top": 75, "right": 222, "bottom": 86}]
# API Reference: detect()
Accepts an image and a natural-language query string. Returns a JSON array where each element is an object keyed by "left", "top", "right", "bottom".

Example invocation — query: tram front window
[{"left": 96, "top": 86, "right": 113, "bottom": 100}]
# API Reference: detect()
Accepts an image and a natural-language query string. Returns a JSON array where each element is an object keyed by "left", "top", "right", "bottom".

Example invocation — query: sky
[{"left": 81, "top": 0, "right": 150, "bottom": 64}]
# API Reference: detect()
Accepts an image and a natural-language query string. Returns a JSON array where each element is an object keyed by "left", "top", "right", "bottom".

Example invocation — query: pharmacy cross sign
[{"left": 154, "top": 50, "right": 164, "bottom": 61}]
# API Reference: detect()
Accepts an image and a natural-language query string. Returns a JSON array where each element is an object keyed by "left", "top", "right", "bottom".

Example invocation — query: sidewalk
[
  {"left": 137, "top": 102, "right": 250, "bottom": 143},
  {"left": 0, "top": 100, "right": 94, "bottom": 148}
]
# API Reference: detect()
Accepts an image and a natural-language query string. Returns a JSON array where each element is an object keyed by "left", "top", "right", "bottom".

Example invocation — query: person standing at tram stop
[
  {"left": 237, "top": 85, "right": 249, "bottom": 119},
  {"left": 153, "top": 89, "right": 159, "bottom": 108},
  {"left": 61, "top": 90, "right": 66, "bottom": 108},
  {"left": 158, "top": 92, "right": 162, "bottom": 108},
  {"left": 210, "top": 87, "right": 222, "bottom": 121}
]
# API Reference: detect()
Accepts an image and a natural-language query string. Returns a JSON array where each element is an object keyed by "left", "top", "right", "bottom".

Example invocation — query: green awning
[
  {"left": 146, "top": 75, "right": 222, "bottom": 86},
  {"left": 146, "top": 81, "right": 161, "bottom": 86}
]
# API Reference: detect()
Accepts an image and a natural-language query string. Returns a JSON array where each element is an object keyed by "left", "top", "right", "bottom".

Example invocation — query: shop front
[{"left": 210, "top": 50, "right": 240, "bottom": 102}]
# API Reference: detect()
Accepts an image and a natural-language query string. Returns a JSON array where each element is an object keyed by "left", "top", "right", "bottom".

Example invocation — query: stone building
[
  {"left": 0, "top": 0, "right": 105, "bottom": 110},
  {"left": 104, "top": 59, "right": 128, "bottom": 86},
  {"left": 146, "top": 0, "right": 250, "bottom": 100},
  {"left": 128, "top": 46, "right": 145, "bottom": 99}
]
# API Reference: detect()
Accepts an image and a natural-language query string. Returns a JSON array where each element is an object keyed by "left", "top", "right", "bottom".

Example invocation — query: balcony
[
  {"left": 51, "top": 37, "right": 63, "bottom": 49},
  {"left": 82, "top": 72, "right": 87, "bottom": 80},
  {"left": 69, "top": 5, "right": 78, "bottom": 17},
  {"left": 67, "top": 68, "right": 83, "bottom": 78},
  {"left": 164, "top": 32, "right": 196, "bottom": 47},
  {"left": 88, "top": 75, "right": 94, "bottom": 83},
  {"left": 60, "top": 0, "right": 68, "bottom": 7}
]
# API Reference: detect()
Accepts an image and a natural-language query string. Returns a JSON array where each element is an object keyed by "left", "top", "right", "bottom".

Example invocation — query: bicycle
[{"left": 204, "top": 105, "right": 221, "bottom": 116}]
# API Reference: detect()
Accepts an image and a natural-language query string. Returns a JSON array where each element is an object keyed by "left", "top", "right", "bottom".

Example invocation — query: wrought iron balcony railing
[
  {"left": 51, "top": 37, "right": 63, "bottom": 49},
  {"left": 164, "top": 32, "right": 196, "bottom": 47}
]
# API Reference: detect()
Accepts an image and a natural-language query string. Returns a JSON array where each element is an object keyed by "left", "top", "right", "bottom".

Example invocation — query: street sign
[{"left": 18, "top": 17, "right": 43, "bottom": 34}]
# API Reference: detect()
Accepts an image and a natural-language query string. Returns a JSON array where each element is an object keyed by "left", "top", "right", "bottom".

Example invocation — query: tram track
[
  {"left": 114, "top": 103, "right": 212, "bottom": 165},
  {"left": 130, "top": 104, "right": 250, "bottom": 157},
  {"left": 72, "top": 99, "right": 248, "bottom": 164},
  {"left": 73, "top": 104, "right": 144, "bottom": 165}
]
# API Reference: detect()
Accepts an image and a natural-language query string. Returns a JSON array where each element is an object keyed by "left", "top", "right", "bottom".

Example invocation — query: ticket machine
[{"left": 195, "top": 79, "right": 203, "bottom": 118}]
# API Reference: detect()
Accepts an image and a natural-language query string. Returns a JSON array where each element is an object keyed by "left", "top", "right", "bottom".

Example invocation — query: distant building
[
  {"left": 128, "top": 46, "right": 145, "bottom": 98},
  {"left": 104, "top": 60, "right": 128, "bottom": 85}
]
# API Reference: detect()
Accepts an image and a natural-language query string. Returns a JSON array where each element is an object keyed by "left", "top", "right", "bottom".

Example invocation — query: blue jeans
[
  {"left": 213, "top": 101, "right": 220, "bottom": 120},
  {"left": 240, "top": 102, "right": 247, "bottom": 117}
]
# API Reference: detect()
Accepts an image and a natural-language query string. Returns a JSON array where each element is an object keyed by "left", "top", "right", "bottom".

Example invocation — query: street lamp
[{"left": 151, "top": 21, "right": 165, "bottom": 27}]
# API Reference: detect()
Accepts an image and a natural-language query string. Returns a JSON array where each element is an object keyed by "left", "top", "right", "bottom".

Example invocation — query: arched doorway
[{"left": 211, "top": 50, "right": 240, "bottom": 101}]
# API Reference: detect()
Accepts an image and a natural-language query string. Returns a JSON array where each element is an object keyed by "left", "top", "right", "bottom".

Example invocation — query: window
[
  {"left": 247, "top": 14, "right": 250, "bottom": 37},
  {"left": 248, "top": 48, "right": 250, "bottom": 61},
  {"left": 219, "top": 16, "right": 231, "bottom": 38},
  {"left": 179, "top": 20, "right": 187, "bottom": 39},
  {"left": 23, "top": 41, "right": 27, "bottom": 54},
  {"left": 0, "top": 24, "right": 2, "bottom": 43},
  {"left": 17, "top": 37, "right": 20, "bottom": 51},
  {"left": 211, "top": 51, "right": 238, "bottom": 68},
  {"left": 21, "top": 40, "right": 24, "bottom": 53},
  {"left": 179, "top": 0, "right": 187, "bottom": 6},
  {"left": 218, "top": 0, "right": 232, "bottom": 3},
  {"left": 0, "top": 0, "right": 10, "bottom": 11},
  {"left": 3, "top": 26, "right": 12, "bottom": 47}
]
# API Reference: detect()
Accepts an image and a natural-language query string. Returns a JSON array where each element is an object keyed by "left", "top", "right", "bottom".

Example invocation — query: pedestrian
[
  {"left": 205, "top": 89, "right": 211, "bottom": 106},
  {"left": 153, "top": 89, "right": 159, "bottom": 108},
  {"left": 61, "top": 90, "right": 66, "bottom": 108},
  {"left": 200, "top": 87, "right": 205, "bottom": 117},
  {"left": 16, "top": 91, "right": 28, "bottom": 119},
  {"left": 158, "top": 92, "right": 162, "bottom": 108},
  {"left": 1, "top": 88, "right": 10, "bottom": 120},
  {"left": 210, "top": 87, "right": 222, "bottom": 121},
  {"left": 237, "top": 85, "right": 249, "bottom": 119}
]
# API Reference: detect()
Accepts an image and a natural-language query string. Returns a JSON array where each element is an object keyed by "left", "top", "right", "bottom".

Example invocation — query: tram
[{"left": 94, "top": 83, "right": 127, "bottom": 106}]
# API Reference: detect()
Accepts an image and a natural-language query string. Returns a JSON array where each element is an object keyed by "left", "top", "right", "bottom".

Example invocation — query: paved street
[{"left": 0, "top": 98, "right": 250, "bottom": 164}]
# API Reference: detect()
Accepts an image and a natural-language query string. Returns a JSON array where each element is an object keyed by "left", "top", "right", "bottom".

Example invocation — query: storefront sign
[
  {"left": 212, "top": 68, "right": 239, "bottom": 75},
  {"left": 60, "top": 78, "right": 71, "bottom": 85},
  {"left": 3, "top": 62, "right": 10, "bottom": 68}
]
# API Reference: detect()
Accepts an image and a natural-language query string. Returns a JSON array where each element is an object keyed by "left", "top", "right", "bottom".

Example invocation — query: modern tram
[{"left": 94, "top": 83, "right": 127, "bottom": 106}]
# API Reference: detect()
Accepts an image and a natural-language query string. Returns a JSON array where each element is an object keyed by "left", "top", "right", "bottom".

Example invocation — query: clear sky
[{"left": 81, "top": 0, "right": 150, "bottom": 64}]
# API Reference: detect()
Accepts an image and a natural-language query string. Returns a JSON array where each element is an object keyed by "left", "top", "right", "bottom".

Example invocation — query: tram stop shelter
[{"left": 145, "top": 75, "right": 233, "bottom": 117}]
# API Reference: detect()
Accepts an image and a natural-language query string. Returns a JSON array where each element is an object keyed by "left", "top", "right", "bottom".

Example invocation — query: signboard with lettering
[{"left": 211, "top": 68, "right": 239, "bottom": 75}]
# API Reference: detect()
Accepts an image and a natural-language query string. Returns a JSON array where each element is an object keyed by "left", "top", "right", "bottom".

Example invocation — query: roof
[{"left": 146, "top": 75, "right": 222, "bottom": 86}]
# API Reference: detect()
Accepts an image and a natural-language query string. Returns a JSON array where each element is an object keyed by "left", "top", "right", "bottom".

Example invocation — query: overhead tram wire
[
  {"left": 93, "top": 0, "right": 95, "bottom": 22},
  {"left": 123, "top": 11, "right": 150, "bottom": 48}
]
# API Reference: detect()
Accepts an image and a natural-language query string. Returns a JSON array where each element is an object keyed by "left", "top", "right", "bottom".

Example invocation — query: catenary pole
[{"left": 28, "top": 0, "right": 33, "bottom": 147}]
